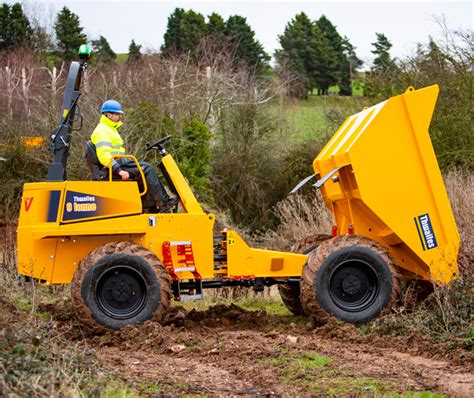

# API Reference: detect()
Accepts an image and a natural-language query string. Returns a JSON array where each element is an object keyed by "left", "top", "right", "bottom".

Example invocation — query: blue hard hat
[{"left": 101, "top": 100, "right": 124, "bottom": 114}]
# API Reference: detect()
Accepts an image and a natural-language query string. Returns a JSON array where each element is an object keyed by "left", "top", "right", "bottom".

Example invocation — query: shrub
[
  {"left": 0, "top": 143, "right": 47, "bottom": 222},
  {"left": 123, "top": 101, "right": 176, "bottom": 159},
  {"left": 258, "top": 192, "right": 332, "bottom": 250},
  {"left": 126, "top": 103, "right": 212, "bottom": 199},
  {"left": 365, "top": 29, "right": 473, "bottom": 171},
  {"left": 212, "top": 103, "right": 290, "bottom": 230},
  {"left": 175, "top": 117, "right": 212, "bottom": 200}
]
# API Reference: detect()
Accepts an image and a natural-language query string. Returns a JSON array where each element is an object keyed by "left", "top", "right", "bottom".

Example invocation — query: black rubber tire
[
  {"left": 301, "top": 235, "right": 400, "bottom": 324},
  {"left": 71, "top": 241, "right": 171, "bottom": 331},
  {"left": 278, "top": 283, "right": 303, "bottom": 315},
  {"left": 278, "top": 234, "right": 332, "bottom": 315}
]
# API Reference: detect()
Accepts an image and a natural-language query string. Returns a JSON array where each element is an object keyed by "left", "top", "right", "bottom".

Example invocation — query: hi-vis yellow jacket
[{"left": 91, "top": 115, "right": 126, "bottom": 171}]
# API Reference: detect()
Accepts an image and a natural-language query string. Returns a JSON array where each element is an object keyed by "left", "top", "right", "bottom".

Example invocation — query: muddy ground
[{"left": 3, "top": 297, "right": 466, "bottom": 397}]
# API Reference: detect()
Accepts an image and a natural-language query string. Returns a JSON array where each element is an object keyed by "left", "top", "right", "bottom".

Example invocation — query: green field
[
  {"left": 116, "top": 53, "right": 128, "bottom": 63},
  {"left": 271, "top": 94, "right": 367, "bottom": 142}
]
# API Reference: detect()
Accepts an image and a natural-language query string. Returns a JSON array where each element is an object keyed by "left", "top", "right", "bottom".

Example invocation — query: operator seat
[
  {"left": 84, "top": 141, "right": 109, "bottom": 180},
  {"left": 84, "top": 141, "right": 139, "bottom": 183}
]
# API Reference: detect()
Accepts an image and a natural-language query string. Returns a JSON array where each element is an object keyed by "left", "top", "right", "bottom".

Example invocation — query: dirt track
[{"left": 46, "top": 303, "right": 473, "bottom": 397}]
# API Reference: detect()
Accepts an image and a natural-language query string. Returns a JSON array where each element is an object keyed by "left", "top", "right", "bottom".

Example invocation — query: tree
[
  {"left": 91, "top": 35, "right": 116, "bottom": 64},
  {"left": 161, "top": 9, "right": 269, "bottom": 73},
  {"left": 316, "top": 15, "right": 346, "bottom": 95},
  {"left": 311, "top": 23, "right": 339, "bottom": 95},
  {"left": 161, "top": 8, "right": 207, "bottom": 57},
  {"left": 276, "top": 13, "right": 341, "bottom": 97},
  {"left": 179, "top": 10, "right": 206, "bottom": 54},
  {"left": 0, "top": 2, "right": 32, "bottom": 51},
  {"left": 224, "top": 15, "right": 270, "bottom": 73},
  {"left": 54, "top": 6, "right": 87, "bottom": 61},
  {"left": 371, "top": 32, "right": 396, "bottom": 71},
  {"left": 340, "top": 37, "right": 363, "bottom": 95},
  {"left": 316, "top": 15, "right": 342, "bottom": 55},
  {"left": 127, "top": 39, "right": 142, "bottom": 63},
  {"left": 365, "top": 33, "right": 399, "bottom": 98},
  {"left": 206, "top": 12, "right": 225, "bottom": 40},
  {"left": 30, "top": 25, "right": 54, "bottom": 55},
  {"left": 161, "top": 8, "right": 185, "bottom": 55},
  {"left": 276, "top": 12, "right": 317, "bottom": 97}
]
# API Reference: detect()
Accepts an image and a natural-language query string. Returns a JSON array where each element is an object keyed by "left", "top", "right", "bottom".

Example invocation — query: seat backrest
[{"left": 84, "top": 141, "right": 107, "bottom": 180}]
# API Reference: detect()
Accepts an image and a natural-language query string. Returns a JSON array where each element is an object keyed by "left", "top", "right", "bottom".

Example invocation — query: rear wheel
[
  {"left": 301, "top": 236, "right": 399, "bottom": 324},
  {"left": 71, "top": 241, "right": 171, "bottom": 331},
  {"left": 278, "top": 234, "right": 332, "bottom": 315}
]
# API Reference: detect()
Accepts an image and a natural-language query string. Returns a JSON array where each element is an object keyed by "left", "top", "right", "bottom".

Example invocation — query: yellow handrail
[{"left": 108, "top": 155, "right": 147, "bottom": 197}]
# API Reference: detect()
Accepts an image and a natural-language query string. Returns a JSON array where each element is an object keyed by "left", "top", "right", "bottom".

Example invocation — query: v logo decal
[{"left": 24, "top": 197, "right": 34, "bottom": 212}]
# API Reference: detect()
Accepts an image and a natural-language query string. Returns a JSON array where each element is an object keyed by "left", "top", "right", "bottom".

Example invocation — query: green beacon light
[{"left": 78, "top": 44, "right": 91, "bottom": 60}]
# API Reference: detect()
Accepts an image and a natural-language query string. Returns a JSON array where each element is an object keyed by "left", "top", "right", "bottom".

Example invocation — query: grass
[
  {"left": 0, "top": 247, "right": 132, "bottom": 397},
  {"left": 116, "top": 53, "right": 129, "bottom": 63},
  {"left": 231, "top": 296, "right": 292, "bottom": 316},
  {"left": 270, "top": 94, "right": 367, "bottom": 143},
  {"left": 1, "top": 322, "right": 125, "bottom": 396},
  {"left": 263, "top": 348, "right": 445, "bottom": 397},
  {"left": 325, "top": 79, "right": 365, "bottom": 96},
  {"left": 136, "top": 382, "right": 164, "bottom": 395},
  {"left": 101, "top": 385, "right": 139, "bottom": 398},
  {"left": 392, "top": 393, "right": 445, "bottom": 398},
  {"left": 263, "top": 348, "right": 391, "bottom": 396},
  {"left": 278, "top": 105, "right": 327, "bottom": 141},
  {"left": 352, "top": 78, "right": 365, "bottom": 96},
  {"left": 173, "top": 288, "right": 300, "bottom": 316}
]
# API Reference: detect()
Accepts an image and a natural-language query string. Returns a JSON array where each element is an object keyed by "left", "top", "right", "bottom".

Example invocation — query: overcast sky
[{"left": 21, "top": 0, "right": 473, "bottom": 66}]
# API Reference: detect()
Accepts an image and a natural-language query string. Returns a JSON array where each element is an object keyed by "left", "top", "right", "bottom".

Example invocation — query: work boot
[{"left": 159, "top": 196, "right": 179, "bottom": 213}]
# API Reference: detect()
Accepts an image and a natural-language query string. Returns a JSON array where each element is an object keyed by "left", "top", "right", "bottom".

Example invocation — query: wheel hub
[
  {"left": 328, "top": 259, "right": 379, "bottom": 312},
  {"left": 341, "top": 275, "right": 362, "bottom": 296},
  {"left": 110, "top": 279, "right": 134, "bottom": 303},
  {"left": 95, "top": 265, "right": 147, "bottom": 320}
]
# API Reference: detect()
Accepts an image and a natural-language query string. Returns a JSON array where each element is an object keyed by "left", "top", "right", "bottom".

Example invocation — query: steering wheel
[{"left": 146, "top": 135, "right": 172, "bottom": 152}]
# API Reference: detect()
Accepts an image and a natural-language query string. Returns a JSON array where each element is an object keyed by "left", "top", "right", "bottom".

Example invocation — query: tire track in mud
[
  {"left": 30, "top": 300, "right": 473, "bottom": 397},
  {"left": 298, "top": 334, "right": 474, "bottom": 397},
  {"left": 98, "top": 348, "right": 265, "bottom": 396},
  {"left": 87, "top": 305, "right": 474, "bottom": 397}
]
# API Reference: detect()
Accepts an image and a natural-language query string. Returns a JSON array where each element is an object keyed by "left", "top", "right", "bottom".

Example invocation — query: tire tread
[
  {"left": 300, "top": 235, "right": 400, "bottom": 324},
  {"left": 71, "top": 241, "right": 171, "bottom": 332}
]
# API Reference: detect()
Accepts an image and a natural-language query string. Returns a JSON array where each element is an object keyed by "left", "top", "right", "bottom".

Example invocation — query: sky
[{"left": 21, "top": 0, "right": 473, "bottom": 66}]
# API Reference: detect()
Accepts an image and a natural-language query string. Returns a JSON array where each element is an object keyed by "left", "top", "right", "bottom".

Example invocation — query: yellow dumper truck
[{"left": 17, "top": 53, "right": 459, "bottom": 330}]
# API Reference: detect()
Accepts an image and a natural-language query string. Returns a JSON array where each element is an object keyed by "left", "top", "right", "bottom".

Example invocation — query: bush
[
  {"left": 258, "top": 192, "right": 332, "bottom": 250},
  {"left": 123, "top": 101, "right": 176, "bottom": 159},
  {"left": 0, "top": 143, "right": 47, "bottom": 222},
  {"left": 282, "top": 137, "right": 326, "bottom": 190},
  {"left": 126, "top": 103, "right": 212, "bottom": 200},
  {"left": 365, "top": 29, "right": 473, "bottom": 171},
  {"left": 212, "top": 103, "right": 290, "bottom": 230},
  {"left": 175, "top": 117, "right": 212, "bottom": 200}
]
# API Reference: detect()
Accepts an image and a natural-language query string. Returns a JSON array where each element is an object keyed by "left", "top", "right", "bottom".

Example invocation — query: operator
[{"left": 91, "top": 100, "right": 178, "bottom": 212}]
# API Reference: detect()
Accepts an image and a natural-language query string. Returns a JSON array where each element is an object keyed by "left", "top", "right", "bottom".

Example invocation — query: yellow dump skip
[{"left": 314, "top": 85, "right": 459, "bottom": 283}]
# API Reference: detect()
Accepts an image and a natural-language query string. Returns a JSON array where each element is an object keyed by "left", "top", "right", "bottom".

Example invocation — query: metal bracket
[
  {"left": 313, "top": 166, "right": 344, "bottom": 188},
  {"left": 290, "top": 173, "right": 317, "bottom": 194}
]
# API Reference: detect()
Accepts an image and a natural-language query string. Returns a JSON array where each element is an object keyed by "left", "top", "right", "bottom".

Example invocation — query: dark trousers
[{"left": 117, "top": 159, "right": 170, "bottom": 208}]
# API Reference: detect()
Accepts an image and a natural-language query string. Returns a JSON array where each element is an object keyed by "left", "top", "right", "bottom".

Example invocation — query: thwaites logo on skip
[{"left": 414, "top": 213, "right": 438, "bottom": 250}]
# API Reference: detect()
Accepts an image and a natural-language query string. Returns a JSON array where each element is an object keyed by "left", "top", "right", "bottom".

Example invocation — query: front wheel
[
  {"left": 301, "top": 236, "right": 399, "bottom": 324},
  {"left": 71, "top": 241, "right": 171, "bottom": 331}
]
